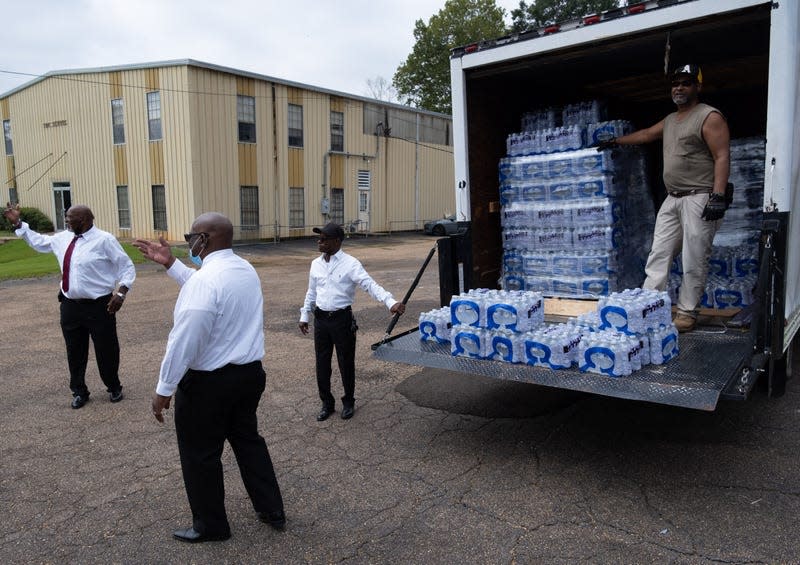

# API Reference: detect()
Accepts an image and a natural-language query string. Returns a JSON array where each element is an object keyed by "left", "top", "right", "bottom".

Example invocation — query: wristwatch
[{"left": 116, "top": 292, "right": 126, "bottom": 300}]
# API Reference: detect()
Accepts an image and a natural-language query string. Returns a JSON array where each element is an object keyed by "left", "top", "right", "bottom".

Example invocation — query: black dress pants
[
  {"left": 174, "top": 361, "right": 284, "bottom": 536},
  {"left": 314, "top": 307, "right": 357, "bottom": 409},
  {"left": 59, "top": 294, "right": 122, "bottom": 397}
]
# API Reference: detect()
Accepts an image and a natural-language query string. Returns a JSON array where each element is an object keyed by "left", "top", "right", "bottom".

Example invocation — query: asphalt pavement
[{"left": 1, "top": 233, "right": 798, "bottom": 564}]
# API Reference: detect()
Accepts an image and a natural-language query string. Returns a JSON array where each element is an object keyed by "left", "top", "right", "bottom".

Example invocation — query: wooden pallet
[{"left": 543, "top": 297, "right": 742, "bottom": 323}]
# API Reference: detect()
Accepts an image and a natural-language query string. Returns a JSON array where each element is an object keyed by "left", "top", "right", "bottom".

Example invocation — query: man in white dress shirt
[
  {"left": 133, "top": 212, "right": 285, "bottom": 543},
  {"left": 299, "top": 222, "right": 405, "bottom": 421},
  {"left": 3, "top": 203, "right": 133, "bottom": 409}
]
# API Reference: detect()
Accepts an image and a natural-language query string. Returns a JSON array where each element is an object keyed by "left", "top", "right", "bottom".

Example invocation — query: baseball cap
[
  {"left": 313, "top": 222, "right": 344, "bottom": 240},
  {"left": 672, "top": 64, "right": 702, "bottom": 84}
]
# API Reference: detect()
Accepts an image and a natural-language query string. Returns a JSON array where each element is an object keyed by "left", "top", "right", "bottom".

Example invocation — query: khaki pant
[{"left": 642, "top": 193, "right": 721, "bottom": 316}]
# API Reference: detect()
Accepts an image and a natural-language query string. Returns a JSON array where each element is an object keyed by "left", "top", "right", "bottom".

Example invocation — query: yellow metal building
[{"left": 1, "top": 60, "right": 455, "bottom": 241}]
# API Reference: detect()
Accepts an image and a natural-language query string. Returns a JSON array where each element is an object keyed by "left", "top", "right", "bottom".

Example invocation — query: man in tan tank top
[{"left": 598, "top": 64, "right": 731, "bottom": 332}]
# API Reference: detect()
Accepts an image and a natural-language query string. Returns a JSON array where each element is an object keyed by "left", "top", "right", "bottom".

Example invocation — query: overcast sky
[{"left": 1, "top": 0, "right": 520, "bottom": 100}]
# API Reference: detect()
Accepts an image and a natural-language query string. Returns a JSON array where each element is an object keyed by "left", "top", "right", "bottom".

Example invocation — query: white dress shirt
[
  {"left": 156, "top": 249, "right": 265, "bottom": 396},
  {"left": 15, "top": 222, "right": 135, "bottom": 299},
  {"left": 299, "top": 249, "right": 397, "bottom": 323}
]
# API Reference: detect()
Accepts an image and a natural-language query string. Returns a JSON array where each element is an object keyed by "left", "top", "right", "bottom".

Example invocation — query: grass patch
[{"left": 0, "top": 238, "right": 187, "bottom": 281}]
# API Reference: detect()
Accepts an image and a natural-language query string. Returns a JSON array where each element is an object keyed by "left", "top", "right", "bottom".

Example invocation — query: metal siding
[
  {"left": 109, "top": 72, "right": 122, "bottom": 99},
  {"left": 187, "top": 68, "right": 238, "bottom": 228},
  {"left": 304, "top": 90, "right": 327, "bottom": 228},
  {"left": 238, "top": 144, "right": 257, "bottom": 186},
  {"left": 330, "top": 154, "right": 344, "bottom": 188},
  {"left": 330, "top": 97, "right": 344, "bottom": 113},
  {"left": 149, "top": 141, "right": 164, "bottom": 184},
  {"left": 288, "top": 148, "right": 304, "bottom": 187},
  {"left": 3, "top": 63, "right": 453, "bottom": 239},
  {"left": 113, "top": 145, "right": 127, "bottom": 185},
  {"left": 255, "top": 80, "right": 275, "bottom": 232},
  {"left": 236, "top": 76, "right": 255, "bottom": 97}
]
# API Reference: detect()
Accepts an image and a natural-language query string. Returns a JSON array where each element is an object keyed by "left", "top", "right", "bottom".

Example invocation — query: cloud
[{"left": 1, "top": 0, "right": 518, "bottom": 97}]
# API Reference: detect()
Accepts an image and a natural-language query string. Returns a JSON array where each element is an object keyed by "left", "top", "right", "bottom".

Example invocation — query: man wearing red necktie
[{"left": 3, "top": 203, "right": 135, "bottom": 409}]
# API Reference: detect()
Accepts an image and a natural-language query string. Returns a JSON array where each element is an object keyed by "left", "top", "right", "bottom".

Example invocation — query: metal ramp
[{"left": 373, "top": 327, "right": 754, "bottom": 411}]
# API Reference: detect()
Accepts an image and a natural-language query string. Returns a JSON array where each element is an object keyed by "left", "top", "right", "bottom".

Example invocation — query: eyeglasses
[
  {"left": 671, "top": 79, "right": 696, "bottom": 88},
  {"left": 184, "top": 232, "right": 209, "bottom": 242}
]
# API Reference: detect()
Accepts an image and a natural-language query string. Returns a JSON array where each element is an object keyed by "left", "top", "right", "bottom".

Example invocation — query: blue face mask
[
  {"left": 189, "top": 249, "right": 203, "bottom": 267},
  {"left": 189, "top": 236, "right": 204, "bottom": 267}
]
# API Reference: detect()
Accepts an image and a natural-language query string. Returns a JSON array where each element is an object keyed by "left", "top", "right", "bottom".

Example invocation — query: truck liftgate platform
[{"left": 373, "top": 324, "right": 754, "bottom": 412}]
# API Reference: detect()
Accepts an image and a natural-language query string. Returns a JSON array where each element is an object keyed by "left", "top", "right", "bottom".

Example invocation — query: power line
[
  {"left": 25, "top": 152, "right": 67, "bottom": 192},
  {"left": 4, "top": 152, "right": 52, "bottom": 185}
]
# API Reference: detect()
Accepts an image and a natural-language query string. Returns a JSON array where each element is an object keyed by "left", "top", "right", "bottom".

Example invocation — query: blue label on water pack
[
  {"left": 582, "top": 279, "right": 609, "bottom": 296},
  {"left": 708, "top": 257, "right": 730, "bottom": 277},
  {"left": 487, "top": 304, "right": 518, "bottom": 330},
  {"left": 488, "top": 335, "right": 515, "bottom": 362},
  {"left": 734, "top": 258, "right": 758, "bottom": 277},
  {"left": 580, "top": 346, "right": 616, "bottom": 375},
  {"left": 661, "top": 333, "right": 679, "bottom": 361},
  {"left": 552, "top": 256, "right": 580, "bottom": 274},
  {"left": 452, "top": 331, "right": 482, "bottom": 358},
  {"left": 503, "top": 275, "right": 525, "bottom": 291},
  {"left": 600, "top": 305, "right": 630, "bottom": 333},
  {"left": 521, "top": 184, "right": 548, "bottom": 202},
  {"left": 450, "top": 300, "right": 480, "bottom": 327},
  {"left": 714, "top": 289, "right": 744, "bottom": 308},
  {"left": 524, "top": 255, "right": 550, "bottom": 275}
]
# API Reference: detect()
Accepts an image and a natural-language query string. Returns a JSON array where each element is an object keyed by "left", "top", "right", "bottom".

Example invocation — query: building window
[
  {"left": 3, "top": 120, "right": 12, "bottom": 155},
  {"left": 240, "top": 185, "right": 259, "bottom": 229},
  {"left": 116, "top": 185, "right": 131, "bottom": 229},
  {"left": 330, "top": 188, "right": 344, "bottom": 226},
  {"left": 111, "top": 99, "right": 126, "bottom": 144},
  {"left": 8, "top": 187, "right": 18, "bottom": 205},
  {"left": 237, "top": 95, "right": 256, "bottom": 143},
  {"left": 330, "top": 111, "right": 344, "bottom": 152},
  {"left": 289, "top": 187, "right": 304, "bottom": 228},
  {"left": 357, "top": 169, "right": 371, "bottom": 190},
  {"left": 151, "top": 185, "right": 167, "bottom": 230},
  {"left": 147, "top": 91, "right": 162, "bottom": 141},
  {"left": 359, "top": 191, "right": 368, "bottom": 213},
  {"left": 288, "top": 104, "right": 303, "bottom": 147}
]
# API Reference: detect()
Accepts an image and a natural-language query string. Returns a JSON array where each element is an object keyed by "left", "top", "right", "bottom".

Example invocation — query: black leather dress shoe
[
  {"left": 258, "top": 510, "right": 286, "bottom": 531},
  {"left": 71, "top": 395, "right": 88, "bottom": 409},
  {"left": 316, "top": 405, "right": 335, "bottom": 421},
  {"left": 172, "top": 527, "right": 231, "bottom": 543},
  {"left": 341, "top": 405, "right": 354, "bottom": 420},
  {"left": 109, "top": 389, "right": 124, "bottom": 403}
]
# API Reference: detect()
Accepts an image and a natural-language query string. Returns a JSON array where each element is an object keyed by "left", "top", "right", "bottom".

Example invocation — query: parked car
[{"left": 423, "top": 215, "right": 460, "bottom": 236}]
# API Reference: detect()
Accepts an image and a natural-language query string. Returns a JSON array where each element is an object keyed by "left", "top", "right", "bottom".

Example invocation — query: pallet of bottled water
[
  {"left": 670, "top": 243, "right": 759, "bottom": 310},
  {"left": 431, "top": 287, "right": 679, "bottom": 375}
]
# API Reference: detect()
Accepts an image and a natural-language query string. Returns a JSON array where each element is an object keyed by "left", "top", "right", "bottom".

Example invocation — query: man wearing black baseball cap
[
  {"left": 597, "top": 64, "right": 731, "bottom": 332},
  {"left": 299, "top": 222, "right": 405, "bottom": 420}
]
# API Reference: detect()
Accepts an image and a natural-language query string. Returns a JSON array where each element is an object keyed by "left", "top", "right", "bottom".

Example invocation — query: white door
[{"left": 52, "top": 183, "right": 72, "bottom": 230}]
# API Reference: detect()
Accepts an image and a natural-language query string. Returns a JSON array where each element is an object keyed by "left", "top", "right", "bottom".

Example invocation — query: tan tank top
[{"left": 662, "top": 103, "right": 722, "bottom": 192}]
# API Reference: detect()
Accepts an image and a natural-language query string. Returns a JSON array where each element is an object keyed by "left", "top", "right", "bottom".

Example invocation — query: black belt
[
  {"left": 668, "top": 188, "right": 712, "bottom": 198},
  {"left": 60, "top": 292, "right": 111, "bottom": 304},
  {"left": 314, "top": 306, "right": 352, "bottom": 318}
]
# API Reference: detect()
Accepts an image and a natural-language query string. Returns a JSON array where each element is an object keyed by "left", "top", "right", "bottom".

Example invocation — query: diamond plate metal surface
[{"left": 373, "top": 328, "right": 753, "bottom": 411}]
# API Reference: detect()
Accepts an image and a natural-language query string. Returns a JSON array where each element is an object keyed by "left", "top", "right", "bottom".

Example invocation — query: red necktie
[{"left": 62, "top": 235, "right": 81, "bottom": 292}]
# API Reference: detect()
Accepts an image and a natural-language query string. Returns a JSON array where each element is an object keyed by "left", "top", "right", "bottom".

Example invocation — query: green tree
[
  {"left": 510, "top": 0, "right": 620, "bottom": 32},
  {"left": 393, "top": 0, "right": 506, "bottom": 114}
]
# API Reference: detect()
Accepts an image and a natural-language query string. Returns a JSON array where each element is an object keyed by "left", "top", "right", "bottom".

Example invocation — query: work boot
[{"left": 673, "top": 313, "right": 696, "bottom": 333}]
